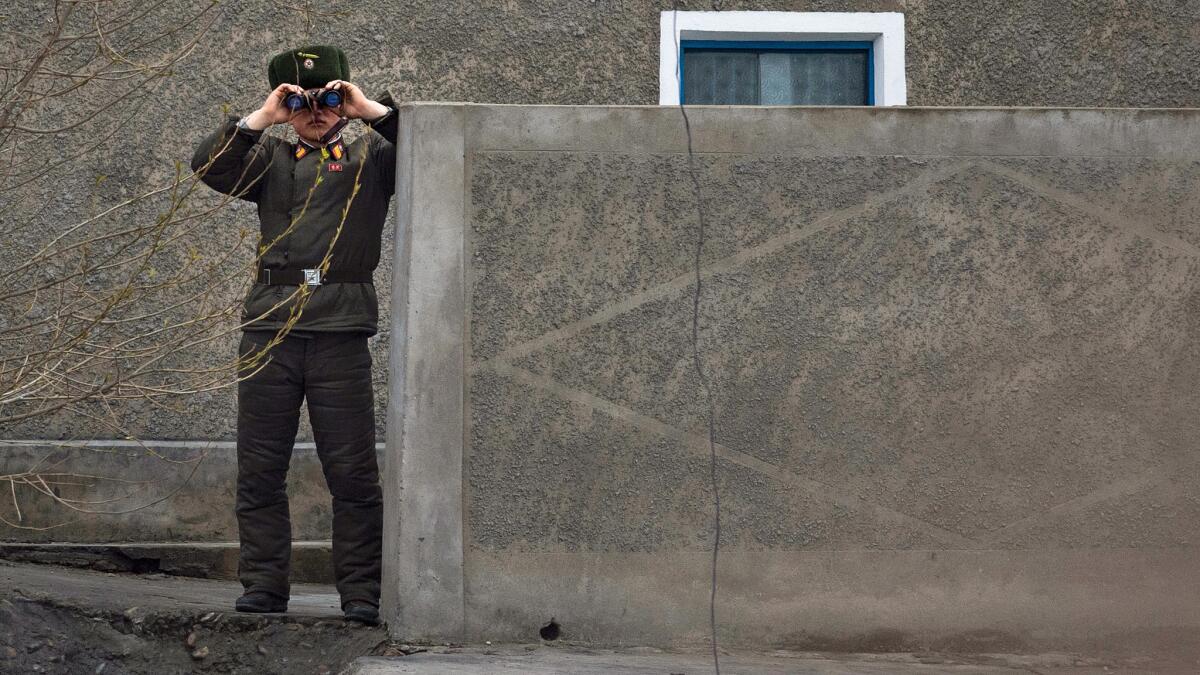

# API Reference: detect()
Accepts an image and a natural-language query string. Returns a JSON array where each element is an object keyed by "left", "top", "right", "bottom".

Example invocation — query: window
[
  {"left": 659, "top": 11, "right": 906, "bottom": 106},
  {"left": 682, "top": 41, "right": 873, "bottom": 105}
]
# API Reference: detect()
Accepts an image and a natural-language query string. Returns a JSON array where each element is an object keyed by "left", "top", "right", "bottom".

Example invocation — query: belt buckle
[{"left": 303, "top": 268, "right": 322, "bottom": 286}]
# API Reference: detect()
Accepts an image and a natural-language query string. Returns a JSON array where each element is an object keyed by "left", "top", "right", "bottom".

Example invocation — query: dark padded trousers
[{"left": 235, "top": 331, "right": 382, "bottom": 608}]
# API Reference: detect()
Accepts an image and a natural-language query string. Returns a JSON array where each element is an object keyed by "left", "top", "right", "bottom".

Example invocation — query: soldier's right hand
[{"left": 244, "top": 84, "right": 305, "bottom": 130}]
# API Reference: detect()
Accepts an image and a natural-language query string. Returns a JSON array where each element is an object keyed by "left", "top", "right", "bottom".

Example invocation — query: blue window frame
[{"left": 680, "top": 40, "right": 875, "bottom": 106}]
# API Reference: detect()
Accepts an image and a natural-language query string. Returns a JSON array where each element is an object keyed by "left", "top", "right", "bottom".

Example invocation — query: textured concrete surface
[
  {"left": 385, "top": 104, "right": 1200, "bottom": 653},
  {"left": 4, "top": 0, "right": 1198, "bottom": 439},
  {"left": 65, "top": 1, "right": 1200, "bottom": 109},
  {"left": 3, "top": 1, "right": 1198, "bottom": 544},
  {"left": 0, "top": 442, "right": 383, "bottom": 543}
]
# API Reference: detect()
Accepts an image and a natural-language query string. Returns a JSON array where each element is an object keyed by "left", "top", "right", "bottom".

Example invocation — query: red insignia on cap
[{"left": 328, "top": 163, "right": 343, "bottom": 172}]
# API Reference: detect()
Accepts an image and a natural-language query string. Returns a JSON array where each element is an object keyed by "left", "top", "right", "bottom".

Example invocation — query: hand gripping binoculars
[{"left": 284, "top": 87, "right": 343, "bottom": 113}]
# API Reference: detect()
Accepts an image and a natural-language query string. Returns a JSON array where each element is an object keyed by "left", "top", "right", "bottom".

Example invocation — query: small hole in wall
[{"left": 539, "top": 619, "right": 560, "bottom": 641}]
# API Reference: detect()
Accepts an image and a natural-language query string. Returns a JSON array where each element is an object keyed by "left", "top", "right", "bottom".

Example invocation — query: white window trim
[{"left": 658, "top": 11, "right": 907, "bottom": 106}]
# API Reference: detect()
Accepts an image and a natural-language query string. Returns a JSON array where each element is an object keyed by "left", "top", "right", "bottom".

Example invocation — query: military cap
[{"left": 268, "top": 46, "right": 350, "bottom": 90}]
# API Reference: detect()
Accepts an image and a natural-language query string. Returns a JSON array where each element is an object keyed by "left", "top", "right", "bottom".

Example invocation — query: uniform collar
[{"left": 294, "top": 135, "right": 346, "bottom": 161}]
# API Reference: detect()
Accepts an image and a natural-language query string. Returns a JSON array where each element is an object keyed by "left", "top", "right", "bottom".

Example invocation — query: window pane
[
  {"left": 683, "top": 51, "right": 759, "bottom": 104},
  {"left": 788, "top": 51, "right": 869, "bottom": 105},
  {"left": 759, "top": 53, "right": 793, "bottom": 105}
]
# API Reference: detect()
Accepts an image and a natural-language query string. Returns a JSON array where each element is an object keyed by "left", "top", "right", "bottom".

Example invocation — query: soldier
[{"left": 190, "top": 46, "right": 396, "bottom": 625}]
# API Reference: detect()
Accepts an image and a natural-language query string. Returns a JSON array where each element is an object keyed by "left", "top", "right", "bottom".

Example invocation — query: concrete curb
[{"left": 0, "top": 541, "right": 334, "bottom": 584}]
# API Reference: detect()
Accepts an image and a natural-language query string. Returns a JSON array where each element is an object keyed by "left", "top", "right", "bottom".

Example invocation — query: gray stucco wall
[
  {"left": 160, "top": 1, "right": 1200, "bottom": 110},
  {"left": 3, "top": 2, "right": 1198, "bottom": 539},
  {"left": 6, "top": 1, "right": 1196, "bottom": 436},
  {"left": 384, "top": 104, "right": 1200, "bottom": 651}
]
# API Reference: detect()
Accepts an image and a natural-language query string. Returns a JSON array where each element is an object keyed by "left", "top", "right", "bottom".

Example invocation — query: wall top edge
[
  {"left": 397, "top": 102, "right": 1200, "bottom": 115},
  {"left": 396, "top": 103, "right": 1200, "bottom": 159}
]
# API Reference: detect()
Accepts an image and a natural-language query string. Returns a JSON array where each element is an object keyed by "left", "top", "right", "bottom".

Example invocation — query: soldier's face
[{"left": 289, "top": 97, "right": 341, "bottom": 143}]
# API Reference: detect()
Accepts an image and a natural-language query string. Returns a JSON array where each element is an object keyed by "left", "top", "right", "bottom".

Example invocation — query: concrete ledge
[
  {"left": 0, "top": 541, "right": 334, "bottom": 584},
  {"left": 0, "top": 441, "right": 385, "bottom": 543},
  {"left": 453, "top": 103, "right": 1200, "bottom": 158}
]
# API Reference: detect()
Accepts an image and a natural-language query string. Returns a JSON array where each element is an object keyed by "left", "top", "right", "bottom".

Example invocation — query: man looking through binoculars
[
  {"left": 246, "top": 78, "right": 383, "bottom": 145},
  {"left": 191, "top": 45, "right": 396, "bottom": 626}
]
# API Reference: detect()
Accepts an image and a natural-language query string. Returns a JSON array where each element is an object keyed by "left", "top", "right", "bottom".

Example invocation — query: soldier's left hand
[{"left": 324, "top": 80, "right": 388, "bottom": 121}]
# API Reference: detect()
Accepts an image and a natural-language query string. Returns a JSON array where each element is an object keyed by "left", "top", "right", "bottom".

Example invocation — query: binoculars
[{"left": 284, "top": 87, "right": 343, "bottom": 112}]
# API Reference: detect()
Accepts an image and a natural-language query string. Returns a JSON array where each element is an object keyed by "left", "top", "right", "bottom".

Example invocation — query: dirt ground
[
  {"left": 0, "top": 560, "right": 391, "bottom": 674},
  {"left": 0, "top": 593, "right": 387, "bottom": 674}
]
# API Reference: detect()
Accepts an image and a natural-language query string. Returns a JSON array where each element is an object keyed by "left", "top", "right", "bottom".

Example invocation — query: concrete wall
[
  {"left": 111, "top": 1, "right": 1200, "bottom": 109},
  {"left": 4, "top": 1, "right": 1199, "bottom": 540},
  {"left": 384, "top": 104, "right": 1200, "bottom": 652},
  {"left": 0, "top": 441, "right": 384, "bottom": 543}
]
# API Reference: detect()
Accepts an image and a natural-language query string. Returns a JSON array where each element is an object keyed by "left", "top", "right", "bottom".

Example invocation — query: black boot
[
  {"left": 343, "top": 600, "right": 379, "bottom": 625},
  {"left": 235, "top": 591, "right": 288, "bottom": 613}
]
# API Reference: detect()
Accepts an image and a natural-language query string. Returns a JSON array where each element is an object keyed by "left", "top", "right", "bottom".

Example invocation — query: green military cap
[{"left": 268, "top": 45, "right": 350, "bottom": 90}]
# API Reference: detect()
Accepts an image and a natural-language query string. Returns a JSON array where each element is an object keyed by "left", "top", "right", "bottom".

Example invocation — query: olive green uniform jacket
[{"left": 191, "top": 101, "right": 398, "bottom": 335}]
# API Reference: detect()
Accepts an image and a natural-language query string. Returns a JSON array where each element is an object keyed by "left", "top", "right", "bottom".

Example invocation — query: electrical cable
[{"left": 672, "top": 7, "right": 721, "bottom": 674}]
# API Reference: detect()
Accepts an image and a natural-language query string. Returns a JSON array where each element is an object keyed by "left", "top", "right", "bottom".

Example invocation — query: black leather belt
[{"left": 257, "top": 267, "right": 372, "bottom": 286}]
